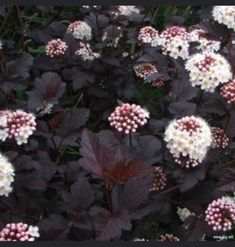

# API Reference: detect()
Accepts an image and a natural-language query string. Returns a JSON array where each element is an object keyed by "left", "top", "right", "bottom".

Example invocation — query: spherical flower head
[
  {"left": 160, "top": 26, "right": 190, "bottom": 60},
  {"left": 164, "top": 116, "right": 212, "bottom": 168},
  {"left": 220, "top": 79, "right": 235, "bottom": 105},
  {"left": 189, "top": 28, "right": 221, "bottom": 52},
  {"left": 116, "top": 5, "right": 140, "bottom": 17},
  {"left": 108, "top": 103, "right": 150, "bottom": 135},
  {"left": 212, "top": 6, "right": 235, "bottom": 31},
  {"left": 45, "top": 39, "right": 68, "bottom": 58},
  {"left": 138, "top": 26, "right": 159, "bottom": 45},
  {"left": 0, "top": 223, "right": 39, "bottom": 241},
  {"left": 133, "top": 63, "right": 158, "bottom": 81},
  {"left": 3, "top": 110, "right": 36, "bottom": 145},
  {"left": 211, "top": 127, "right": 229, "bottom": 149},
  {"left": 150, "top": 166, "right": 167, "bottom": 192},
  {"left": 185, "top": 52, "right": 232, "bottom": 92},
  {"left": 160, "top": 234, "right": 180, "bottom": 241},
  {"left": 0, "top": 154, "right": 15, "bottom": 197},
  {"left": 75, "top": 42, "right": 100, "bottom": 61},
  {"left": 205, "top": 197, "right": 235, "bottom": 232},
  {"left": 67, "top": 21, "right": 92, "bottom": 40}
]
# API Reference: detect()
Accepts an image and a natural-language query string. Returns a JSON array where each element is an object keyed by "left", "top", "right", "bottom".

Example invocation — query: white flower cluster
[
  {"left": 75, "top": 42, "right": 100, "bottom": 61},
  {"left": 189, "top": 28, "right": 221, "bottom": 52},
  {"left": 138, "top": 26, "right": 160, "bottom": 45},
  {"left": 158, "top": 26, "right": 190, "bottom": 60},
  {"left": 164, "top": 116, "right": 212, "bottom": 168},
  {"left": 0, "top": 153, "right": 15, "bottom": 197},
  {"left": 67, "top": 21, "right": 92, "bottom": 40},
  {"left": 37, "top": 103, "right": 54, "bottom": 116},
  {"left": 212, "top": 6, "right": 235, "bottom": 31},
  {"left": 116, "top": 5, "right": 140, "bottom": 17},
  {"left": 185, "top": 52, "right": 232, "bottom": 92},
  {"left": 0, "top": 40, "right": 2, "bottom": 50},
  {"left": 177, "top": 207, "right": 194, "bottom": 222}
]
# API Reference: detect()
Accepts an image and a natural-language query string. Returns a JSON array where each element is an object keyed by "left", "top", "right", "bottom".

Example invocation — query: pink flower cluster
[
  {"left": 150, "top": 166, "right": 167, "bottom": 192},
  {"left": 151, "top": 78, "right": 165, "bottom": 88},
  {"left": 108, "top": 103, "right": 150, "bottom": 134},
  {"left": 159, "top": 26, "right": 190, "bottom": 59},
  {"left": 220, "top": 79, "right": 235, "bottom": 105},
  {"left": 133, "top": 63, "right": 158, "bottom": 80},
  {"left": 0, "top": 110, "right": 36, "bottom": 145},
  {"left": 45, "top": 39, "right": 68, "bottom": 58},
  {"left": 211, "top": 127, "right": 229, "bottom": 149},
  {"left": 160, "top": 233, "right": 180, "bottom": 241},
  {"left": 0, "top": 223, "right": 39, "bottom": 241},
  {"left": 138, "top": 26, "right": 159, "bottom": 44},
  {"left": 205, "top": 198, "right": 235, "bottom": 232},
  {"left": 195, "top": 55, "right": 216, "bottom": 71}
]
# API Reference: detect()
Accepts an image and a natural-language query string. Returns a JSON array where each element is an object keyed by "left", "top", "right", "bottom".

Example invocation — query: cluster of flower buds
[
  {"left": 75, "top": 42, "right": 100, "bottom": 61},
  {"left": 205, "top": 197, "right": 235, "bottom": 232},
  {"left": 0, "top": 223, "right": 39, "bottom": 241},
  {"left": 45, "top": 39, "right": 68, "bottom": 58},
  {"left": 220, "top": 79, "right": 235, "bottom": 105},
  {"left": 67, "top": 21, "right": 92, "bottom": 40},
  {"left": 0, "top": 110, "right": 36, "bottom": 145},
  {"left": 108, "top": 103, "right": 149, "bottom": 134},
  {"left": 185, "top": 52, "right": 232, "bottom": 92},
  {"left": 138, "top": 26, "right": 160, "bottom": 45},
  {"left": 159, "top": 26, "right": 190, "bottom": 59},
  {"left": 0, "top": 153, "right": 15, "bottom": 197},
  {"left": 133, "top": 63, "right": 158, "bottom": 81},
  {"left": 211, "top": 127, "right": 229, "bottom": 149},
  {"left": 160, "top": 234, "right": 180, "bottom": 241},
  {"left": 212, "top": 6, "right": 235, "bottom": 31},
  {"left": 150, "top": 166, "right": 167, "bottom": 192},
  {"left": 164, "top": 116, "right": 212, "bottom": 168}
]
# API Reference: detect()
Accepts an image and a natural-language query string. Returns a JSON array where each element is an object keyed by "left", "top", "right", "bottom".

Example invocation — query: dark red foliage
[{"left": 0, "top": 5, "right": 235, "bottom": 241}]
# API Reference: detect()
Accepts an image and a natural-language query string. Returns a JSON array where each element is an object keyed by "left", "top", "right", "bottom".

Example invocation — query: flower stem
[{"left": 129, "top": 133, "right": 133, "bottom": 147}]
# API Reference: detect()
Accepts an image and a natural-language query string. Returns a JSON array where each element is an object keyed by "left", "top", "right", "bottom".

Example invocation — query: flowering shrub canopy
[{"left": 0, "top": 5, "right": 235, "bottom": 241}]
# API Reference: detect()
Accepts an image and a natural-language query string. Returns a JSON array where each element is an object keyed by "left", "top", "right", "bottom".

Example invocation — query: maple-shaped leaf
[
  {"left": 90, "top": 206, "right": 132, "bottom": 240},
  {"left": 184, "top": 215, "right": 210, "bottom": 241},
  {"left": 27, "top": 72, "right": 65, "bottom": 110},
  {"left": 80, "top": 129, "right": 152, "bottom": 184},
  {"left": 80, "top": 129, "right": 114, "bottom": 179},
  {"left": 217, "top": 167, "right": 235, "bottom": 192},
  {"left": 38, "top": 214, "right": 69, "bottom": 240},
  {"left": 7, "top": 52, "right": 34, "bottom": 79},
  {"left": 102, "top": 159, "right": 152, "bottom": 185},
  {"left": 50, "top": 109, "right": 90, "bottom": 140},
  {"left": 63, "top": 176, "right": 94, "bottom": 230}
]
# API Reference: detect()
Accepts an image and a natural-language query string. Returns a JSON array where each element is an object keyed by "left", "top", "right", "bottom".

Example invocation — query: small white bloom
[
  {"left": 116, "top": 5, "right": 140, "bottom": 17},
  {"left": 28, "top": 226, "right": 40, "bottom": 238},
  {"left": 75, "top": 42, "right": 100, "bottom": 61}
]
